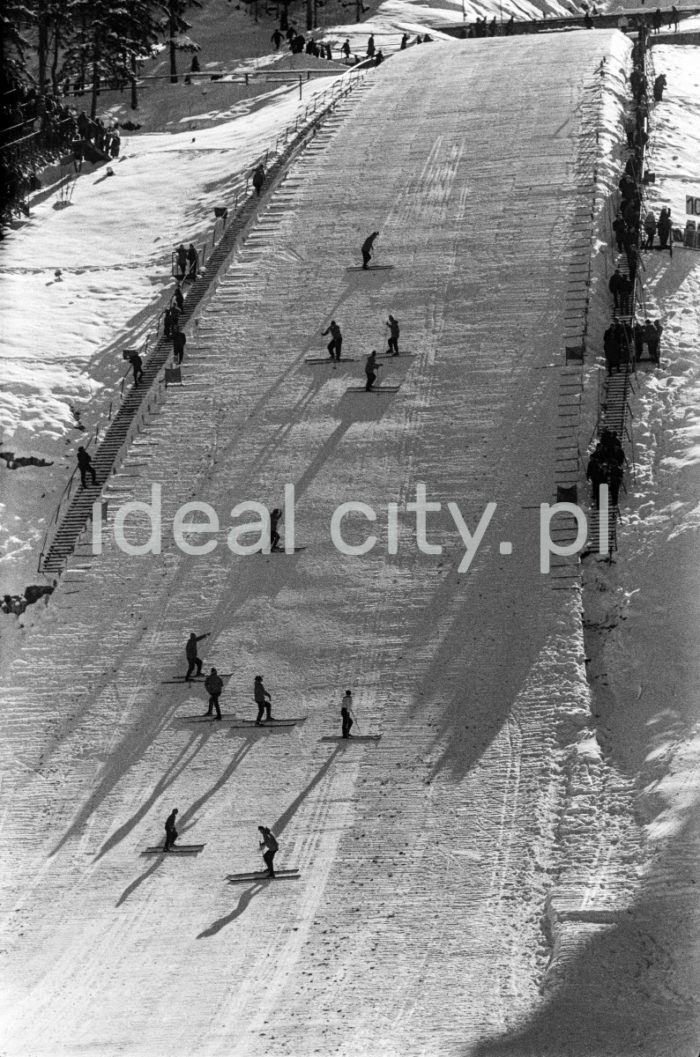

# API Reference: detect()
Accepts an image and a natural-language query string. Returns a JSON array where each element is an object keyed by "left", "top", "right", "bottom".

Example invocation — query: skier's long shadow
[{"left": 197, "top": 883, "right": 265, "bottom": 938}]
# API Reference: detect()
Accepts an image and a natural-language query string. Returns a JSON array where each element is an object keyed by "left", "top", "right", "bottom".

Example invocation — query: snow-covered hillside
[{"left": 1, "top": 13, "right": 699, "bottom": 1057}]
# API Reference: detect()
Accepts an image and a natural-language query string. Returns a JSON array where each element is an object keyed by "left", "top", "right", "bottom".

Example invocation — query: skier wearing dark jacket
[
  {"left": 364, "top": 350, "right": 380, "bottom": 391},
  {"left": 258, "top": 826, "right": 278, "bottom": 877},
  {"left": 322, "top": 320, "right": 343, "bottom": 360},
  {"left": 204, "top": 667, "right": 223, "bottom": 720},
  {"left": 254, "top": 675, "right": 272, "bottom": 725},
  {"left": 385, "top": 314, "right": 400, "bottom": 355},
  {"left": 361, "top": 231, "right": 379, "bottom": 269},
  {"left": 341, "top": 690, "right": 355, "bottom": 738},
  {"left": 164, "top": 808, "right": 179, "bottom": 851},
  {"left": 185, "top": 631, "right": 209, "bottom": 680}
]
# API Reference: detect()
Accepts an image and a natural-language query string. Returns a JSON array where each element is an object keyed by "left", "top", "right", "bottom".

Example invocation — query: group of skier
[
  {"left": 164, "top": 633, "right": 360, "bottom": 875},
  {"left": 163, "top": 807, "right": 279, "bottom": 879}
]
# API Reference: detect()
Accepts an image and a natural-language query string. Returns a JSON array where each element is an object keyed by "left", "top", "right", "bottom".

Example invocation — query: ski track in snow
[{"left": 1, "top": 28, "right": 700, "bottom": 1057}]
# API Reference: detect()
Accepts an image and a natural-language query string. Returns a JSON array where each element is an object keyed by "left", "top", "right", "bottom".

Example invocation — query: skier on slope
[
  {"left": 322, "top": 320, "right": 343, "bottom": 361},
  {"left": 385, "top": 314, "right": 400, "bottom": 356},
  {"left": 364, "top": 350, "right": 381, "bottom": 391},
  {"left": 204, "top": 667, "right": 223, "bottom": 720},
  {"left": 164, "top": 808, "right": 179, "bottom": 852},
  {"left": 269, "top": 507, "right": 283, "bottom": 551},
  {"left": 185, "top": 631, "right": 209, "bottom": 680},
  {"left": 340, "top": 690, "right": 355, "bottom": 738},
  {"left": 258, "top": 826, "right": 279, "bottom": 878},
  {"left": 361, "top": 231, "right": 379, "bottom": 270},
  {"left": 254, "top": 675, "right": 273, "bottom": 725}
]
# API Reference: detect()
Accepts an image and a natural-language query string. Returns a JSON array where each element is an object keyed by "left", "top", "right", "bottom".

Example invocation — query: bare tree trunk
[
  {"left": 50, "top": 23, "right": 62, "bottom": 95},
  {"left": 37, "top": 0, "right": 49, "bottom": 125},
  {"left": 169, "top": 3, "right": 178, "bottom": 83},
  {"left": 130, "top": 53, "right": 138, "bottom": 109},
  {"left": 90, "top": 50, "right": 100, "bottom": 119}
]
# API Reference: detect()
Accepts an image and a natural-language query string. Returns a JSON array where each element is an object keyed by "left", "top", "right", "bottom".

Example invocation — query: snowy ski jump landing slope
[{"left": 4, "top": 31, "right": 690, "bottom": 1057}]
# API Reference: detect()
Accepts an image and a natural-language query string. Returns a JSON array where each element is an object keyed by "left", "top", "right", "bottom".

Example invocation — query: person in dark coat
[
  {"left": 385, "top": 314, "right": 400, "bottom": 355},
  {"left": 322, "top": 320, "right": 342, "bottom": 360},
  {"left": 176, "top": 243, "right": 187, "bottom": 279},
  {"left": 269, "top": 507, "right": 282, "bottom": 551},
  {"left": 633, "top": 319, "right": 645, "bottom": 363},
  {"left": 186, "top": 243, "right": 199, "bottom": 280},
  {"left": 204, "top": 667, "right": 223, "bottom": 720},
  {"left": 173, "top": 284, "right": 184, "bottom": 311},
  {"left": 366, "top": 33, "right": 375, "bottom": 58},
  {"left": 252, "top": 164, "right": 265, "bottom": 196},
  {"left": 163, "top": 307, "right": 174, "bottom": 339},
  {"left": 608, "top": 268, "right": 625, "bottom": 311},
  {"left": 626, "top": 244, "right": 639, "bottom": 284},
  {"left": 643, "top": 210, "right": 657, "bottom": 250},
  {"left": 185, "top": 631, "right": 209, "bottom": 680},
  {"left": 612, "top": 212, "right": 626, "bottom": 252},
  {"left": 400, "top": 33, "right": 408, "bottom": 49},
  {"left": 258, "top": 826, "right": 278, "bottom": 877},
  {"left": 130, "top": 352, "right": 144, "bottom": 386},
  {"left": 173, "top": 328, "right": 186, "bottom": 365},
  {"left": 608, "top": 461, "right": 624, "bottom": 506},
  {"left": 603, "top": 324, "right": 620, "bottom": 376},
  {"left": 341, "top": 690, "right": 354, "bottom": 738},
  {"left": 271, "top": 28, "right": 283, "bottom": 49},
  {"left": 164, "top": 808, "right": 179, "bottom": 851},
  {"left": 644, "top": 319, "right": 661, "bottom": 363},
  {"left": 619, "top": 274, "right": 633, "bottom": 316},
  {"left": 365, "top": 350, "right": 380, "bottom": 391},
  {"left": 656, "top": 207, "right": 672, "bottom": 251},
  {"left": 586, "top": 447, "right": 607, "bottom": 508},
  {"left": 653, "top": 73, "right": 667, "bottom": 102},
  {"left": 341, "top": 38, "right": 351, "bottom": 60},
  {"left": 254, "top": 675, "right": 273, "bottom": 725},
  {"left": 361, "top": 231, "right": 379, "bottom": 269},
  {"left": 76, "top": 446, "right": 97, "bottom": 487}
]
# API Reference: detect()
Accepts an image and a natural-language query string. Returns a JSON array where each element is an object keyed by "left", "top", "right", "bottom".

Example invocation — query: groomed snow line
[{"left": 1, "top": 29, "right": 699, "bottom": 1057}]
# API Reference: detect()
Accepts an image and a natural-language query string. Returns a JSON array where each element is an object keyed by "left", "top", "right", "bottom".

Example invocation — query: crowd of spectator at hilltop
[{"left": 0, "top": 74, "right": 124, "bottom": 231}]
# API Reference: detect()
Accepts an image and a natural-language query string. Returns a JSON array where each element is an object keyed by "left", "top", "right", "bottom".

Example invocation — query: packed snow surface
[{"left": 1, "top": 20, "right": 699, "bottom": 1057}]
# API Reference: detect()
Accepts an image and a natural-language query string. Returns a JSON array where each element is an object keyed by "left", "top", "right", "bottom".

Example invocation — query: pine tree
[{"left": 162, "top": 0, "right": 202, "bottom": 85}]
